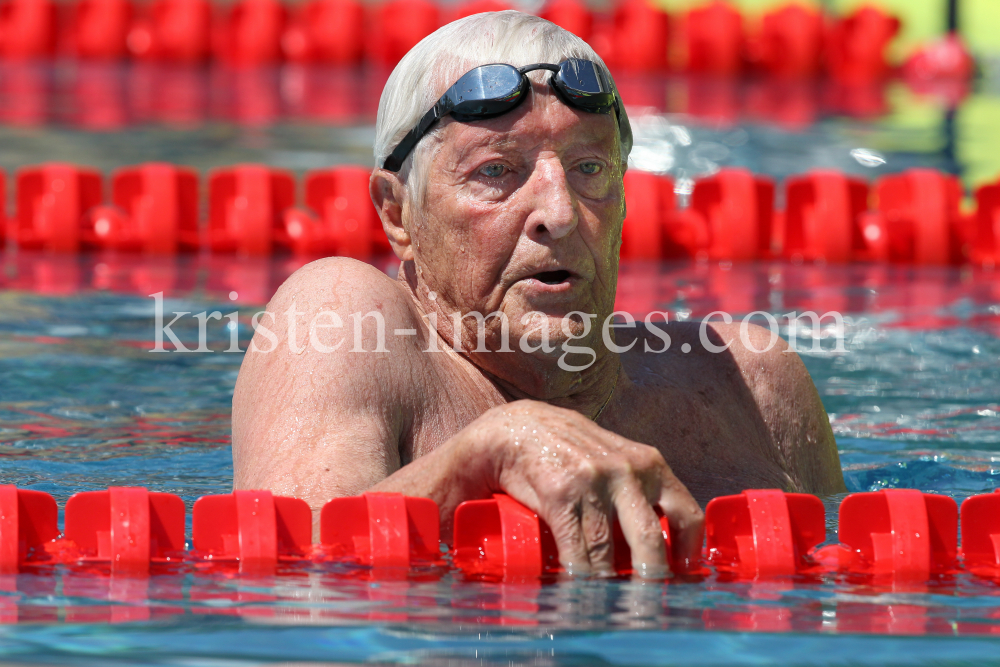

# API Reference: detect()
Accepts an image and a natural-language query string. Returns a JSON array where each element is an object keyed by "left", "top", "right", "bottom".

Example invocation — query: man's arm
[{"left": 232, "top": 257, "right": 415, "bottom": 509}]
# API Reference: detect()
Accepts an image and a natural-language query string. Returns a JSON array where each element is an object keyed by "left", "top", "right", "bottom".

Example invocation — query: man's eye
[
  {"left": 480, "top": 164, "right": 507, "bottom": 178},
  {"left": 579, "top": 162, "right": 602, "bottom": 175}
]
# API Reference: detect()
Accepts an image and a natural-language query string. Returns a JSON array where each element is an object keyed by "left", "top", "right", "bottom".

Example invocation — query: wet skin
[{"left": 232, "top": 79, "right": 846, "bottom": 579}]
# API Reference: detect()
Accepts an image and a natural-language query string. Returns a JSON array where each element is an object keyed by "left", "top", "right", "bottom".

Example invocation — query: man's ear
[{"left": 370, "top": 169, "right": 413, "bottom": 261}]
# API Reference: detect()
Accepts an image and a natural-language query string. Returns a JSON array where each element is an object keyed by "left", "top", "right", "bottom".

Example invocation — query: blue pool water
[{"left": 0, "top": 255, "right": 999, "bottom": 665}]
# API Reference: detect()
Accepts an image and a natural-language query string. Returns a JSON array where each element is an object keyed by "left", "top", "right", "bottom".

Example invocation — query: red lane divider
[
  {"left": 84, "top": 163, "right": 200, "bottom": 253},
  {"left": 280, "top": 165, "right": 388, "bottom": 257},
  {"left": 817, "top": 489, "right": 958, "bottom": 579},
  {"left": 689, "top": 168, "right": 774, "bottom": 261},
  {"left": 320, "top": 492, "right": 440, "bottom": 567},
  {"left": 0, "top": 485, "right": 59, "bottom": 573},
  {"left": 3, "top": 161, "right": 1000, "bottom": 266},
  {"left": 452, "top": 493, "right": 677, "bottom": 580},
  {"left": 0, "top": 0, "right": 929, "bottom": 82},
  {"left": 5, "top": 485, "right": 1000, "bottom": 583},
  {"left": 129, "top": 0, "right": 213, "bottom": 62},
  {"left": 0, "top": 0, "right": 57, "bottom": 59},
  {"left": 192, "top": 490, "right": 311, "bottom": 572},
  {"left": 960, "top": 489, "right": 1000, "bottom": 579},
  {"left": 207, "top": 165, "right": 295, "bottom": 256},
  {"left": 68, "top": 0, "right": 133, "bottom": 59},
  {"left": 620, "top": 171, "right": 676, "bottom": 260},
  {"left": 705, "top": 489, "right": 825, "bottom": 578},
  {"left": 825, "top": 6, "right": 900, "bottom": 84},
  {"left": 869, "top": 169, "right": 969, "bottom": 264},
  {"left": 683, "top": 0, "right": 743, "bottom": 77},
  {"left": 64, "top": 487, "right": 185, "bottom": 573},
  {"left": 751, "top": 4, "right": 823, "bottom": 79},
  {"left": 972, "top": 181, "right": 1000, "bottom": 266},
  {"left": 782, "top": 170, "right": 870, "bottom": 263},
  {"left": 16, "top": 164, "right": 103, "bottom": 253}
]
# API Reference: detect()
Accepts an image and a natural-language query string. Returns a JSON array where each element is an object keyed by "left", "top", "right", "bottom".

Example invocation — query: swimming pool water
[
  {"left": 2, "top": 55, "right": 1000, "bottom": 665},
  {"left": 0, "top": 254, "right": 998, "bottom": 665}
]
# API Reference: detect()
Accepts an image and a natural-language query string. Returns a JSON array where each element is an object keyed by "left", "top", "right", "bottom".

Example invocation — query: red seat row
[
  {"left": 3, "top": 484, "right": 999, "bottom": 583},
  {"left": 0, "top": 0, "right": 928, "bottom": 83},
  {"left": 2, "top": 163, "right": 998, "bottom": 266}
]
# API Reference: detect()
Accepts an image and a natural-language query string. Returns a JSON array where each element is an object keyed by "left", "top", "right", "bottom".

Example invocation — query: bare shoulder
[
  {"left": 621, "top": 319, "right": 846, "bottom": 495},
  {"left": 264, "top": 257, "right": 418, "bottom": 326},
  {"left": 232, "top": 258, "right": 426, "bottom": 504}
]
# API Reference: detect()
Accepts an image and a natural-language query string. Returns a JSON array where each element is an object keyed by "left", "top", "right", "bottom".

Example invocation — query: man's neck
[{"left": 397, "top": 260, "right": 623, "bottom": 419}]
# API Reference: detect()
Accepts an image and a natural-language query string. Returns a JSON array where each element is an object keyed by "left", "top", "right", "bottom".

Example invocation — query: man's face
[{"left": 404, "top": 78, "right": 625, "bottom": 363}]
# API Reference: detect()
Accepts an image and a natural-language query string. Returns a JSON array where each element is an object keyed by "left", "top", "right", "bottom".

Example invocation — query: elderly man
[{"left": 232, "top": 11, "right": 846, "bottom": 578}]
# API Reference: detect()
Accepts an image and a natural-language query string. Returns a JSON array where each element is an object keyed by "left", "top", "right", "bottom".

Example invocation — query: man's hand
[{"left": 455, "top": 400, "right": 703, "bottom": 578}]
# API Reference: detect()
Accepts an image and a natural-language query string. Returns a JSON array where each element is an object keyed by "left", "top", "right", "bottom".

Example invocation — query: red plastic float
[
  {"left": 127, "top": 0, "right": 212, "bottom": 62},
  {"left": 825, "top": 6, "right": 900, "bottom": 83},
  {"left": 63, "top": 487, "right": 185, "bottom": 574},
  {"left": 82, "top": 163, "right": 200, "bottom": 253},
  {"left": 960, "top": 489, "right": 1000, "bottom": 579},
  {"left": 213, "top": 0, "right": 287, "bottom": 65},
  {"left": 972, "top": 180, "right": 1000, "bottom": 266},
  {"left": 539, "top": 0, "right": 592, "bottom": 43},
  {"left": 683, "top": 0, "right": 743, "bottom": 76},
  {"left": 208, "top": 164, "right": 295, "bottom": 255},
  {"left": 0, "top": 0, "right": 57, "bottom": 59},
  {"left": 282, "top": 0, "right": 365, "bottom": 64},
  {"left": 620, "top": 170, "right": 676, "bottom": 260},
  {"left": 453, "top": 493, "right": 673, "bottom": 579},
  {"left": 15, "top": 163, "right": 103, "bottom": 252},
  {"left": 782, "top": 170, "right": 869, "bottom": 263},
  {"left": 824, "top": 489, "right": 958, "bottom": 578},
  {"left": 690, "top": 168, "right": 774, "bottom": 261},
  {"left": 280, "top": 166, "right": 386, "bottom": 257},
  {"left": 367, "top": 0, "right": 440, "bottom": 67},
  {"left": 192, "top": 490, "right": 311, "bottom": 571},
  {"left": 320, "top": 492, "right": 439, "bottom": 567},
  {"left": 67, "top": 0, "right": 133, "bottom": 59},
  {"left": 599, "top": 0, "right": 669, "bottom": 73},
  {"left": 870, "top": 168, "right": 967, "bottom": 264},
  {"left": 751, "top": 3, "right": 823, "bottom": 79},
  {"left": 0, "top": 486, "right": 59, "bottom": 573},
  {"left": 705, "top": 489, "right": 826, "bottom": 578}
]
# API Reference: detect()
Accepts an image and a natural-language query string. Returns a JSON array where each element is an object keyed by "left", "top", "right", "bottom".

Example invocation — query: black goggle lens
[
  {"left": 554, "top": 60, "right": 614, "bottom": 112},
  {"left": 447, "top": 64, "right": 526, "bottom": 119}
]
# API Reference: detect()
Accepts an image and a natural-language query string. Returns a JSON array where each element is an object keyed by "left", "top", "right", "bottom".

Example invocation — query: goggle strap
[{"left": 382, "top": 104, "right": 443, "bottom": 172}]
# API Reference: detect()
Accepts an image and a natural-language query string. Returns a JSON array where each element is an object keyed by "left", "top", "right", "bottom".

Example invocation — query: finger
[
  {"left": 540, "top": 501, "right": 594, "bottom": 577},
  {"left": 579, "top": 491, "right": 617, "bottom": 577},
  {"left": 656, "top": 474, "right": 704, "bottom": 573},
  {"left": 611, "top": 476, "right": 669, "bottom": 579}
]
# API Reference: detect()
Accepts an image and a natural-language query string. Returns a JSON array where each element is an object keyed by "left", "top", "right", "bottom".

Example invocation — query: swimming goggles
[{"left": 382, "top": 58, "right": 625, "bottom": 172}]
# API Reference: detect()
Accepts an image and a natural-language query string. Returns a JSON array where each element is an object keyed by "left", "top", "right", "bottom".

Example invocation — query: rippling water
[{"left": 0, "top": 255, "right": 998, "bottom": 665}]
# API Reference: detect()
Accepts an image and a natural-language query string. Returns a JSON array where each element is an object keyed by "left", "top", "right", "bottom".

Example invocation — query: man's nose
[{"left": 523, "top": 158, "right": 578, "bottom": 241}]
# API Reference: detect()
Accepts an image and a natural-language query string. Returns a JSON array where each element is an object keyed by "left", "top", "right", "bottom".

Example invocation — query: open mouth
[{"left": 533, "top": 270, "right": 572, "bottom": 285}]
